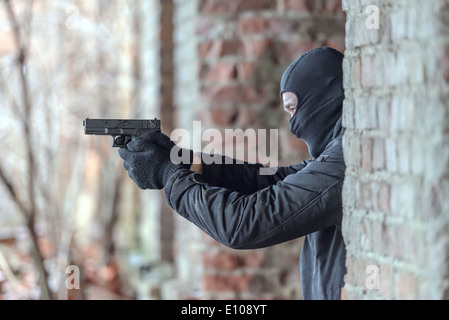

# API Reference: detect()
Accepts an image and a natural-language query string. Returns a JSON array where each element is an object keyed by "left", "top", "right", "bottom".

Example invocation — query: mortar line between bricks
[
  {"left": 344, "top": 247, "right": 435, "bottom": 277},
  {"left": 344, "top": 82, "right": 445, "bottom": 98},
  {"left": 343, "top": 0, "right": 409, "bottom": 15},
  {"left": 342, "top": 282, "right": 386, "bottom": 300},
  {"left": 344, "top": 38, "right": 449, "bottom": 60},
  {"left": 343, "top": 208, "right": 449, "bottom": 232},
  {"left": 344, "top": 168, "right": 416, "bottom": 183},
  {"left": 344, "top": 172, "right": 449, "bottom": 210},
  {"left": 343, "top": 129, "right": 416, "bottom": 140}
]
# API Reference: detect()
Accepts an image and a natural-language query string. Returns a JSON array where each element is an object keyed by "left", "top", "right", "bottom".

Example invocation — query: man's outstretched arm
[
  {"left": 165, "top": 158, "right": 344, "bottom": 250},
  {"left": 118, "top": 130, "right": 344, "bottom": 249},
  {"left": 118, "top": 130, "right": 307, "bottom": 194},
  {"left": 190, "top": 153, "right": 308, "bottom": 195}
]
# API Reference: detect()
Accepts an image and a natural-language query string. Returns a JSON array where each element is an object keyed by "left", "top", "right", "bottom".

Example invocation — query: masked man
[{"left": 119, "top": 47, "right": 347, "bottom": 300}]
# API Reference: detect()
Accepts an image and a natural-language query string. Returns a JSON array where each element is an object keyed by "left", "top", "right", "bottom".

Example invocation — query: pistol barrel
[
  {"left": 83, "top": 118, "right": 161, "bottom": 147},
  {"left": 84, "top": 118, "right": 160, "bottom": 135}
]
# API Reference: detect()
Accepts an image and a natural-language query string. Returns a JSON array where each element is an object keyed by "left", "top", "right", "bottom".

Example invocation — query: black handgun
[{"left": 83, "top": 118, "right": 161, "bottom": 147}]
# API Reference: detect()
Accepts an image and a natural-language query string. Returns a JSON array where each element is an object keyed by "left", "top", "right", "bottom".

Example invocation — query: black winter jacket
[{"left": 164, "top": 119, "right": 347, "bottom": 300}]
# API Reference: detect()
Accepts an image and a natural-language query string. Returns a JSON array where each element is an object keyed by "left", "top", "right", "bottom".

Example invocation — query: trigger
[{"left": 113, "top": 136, "right": 126, "bottom": 147}]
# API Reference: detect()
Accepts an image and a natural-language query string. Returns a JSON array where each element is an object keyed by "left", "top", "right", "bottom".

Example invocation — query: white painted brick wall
[{"left": 342, "top": 0, "right": 449, "bottom": 300}]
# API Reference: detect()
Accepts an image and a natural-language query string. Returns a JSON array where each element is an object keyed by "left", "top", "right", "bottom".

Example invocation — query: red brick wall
[
  {"left": 196, "top": 0, "right": 345, "bottom": 162},
  {"left": 171, "top": 0, "right": 346, "bottom": 300}
]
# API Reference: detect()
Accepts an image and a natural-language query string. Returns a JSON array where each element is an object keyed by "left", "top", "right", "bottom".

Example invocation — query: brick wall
[
  {"left": 167, "top": 0, "right": 346, "bottom": 299},
  {"left": 342, "top": 0, "right": 449, "bottom": 299}
]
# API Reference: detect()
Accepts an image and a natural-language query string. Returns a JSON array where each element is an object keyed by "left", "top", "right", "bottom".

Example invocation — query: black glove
[{"left": 119, "top": 131, "right": 192, "bottom": 190}]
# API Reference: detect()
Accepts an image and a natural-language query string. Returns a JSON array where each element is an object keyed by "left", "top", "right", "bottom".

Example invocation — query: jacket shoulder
[{"left": 300, "top": 134, "right": 345, "bottom": 179}]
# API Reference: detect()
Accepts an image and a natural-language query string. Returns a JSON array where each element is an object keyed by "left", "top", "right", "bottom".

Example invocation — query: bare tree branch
[
  {"left": 0, "top": 248, "right": 32, "bottom": 299},
  {"left": 1, "top": 0, "right": 52, "bottom": 300},
  {"left": 0, "top": 165, "right": 26, "bottom": 215}
]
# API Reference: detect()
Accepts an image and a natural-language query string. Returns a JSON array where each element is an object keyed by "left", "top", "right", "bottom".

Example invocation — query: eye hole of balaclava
[{"left": 280, "top": 47, "right": 345, "bottom": 159}]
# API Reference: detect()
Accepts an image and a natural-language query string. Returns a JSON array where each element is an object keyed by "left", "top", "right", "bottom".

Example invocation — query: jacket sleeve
[
  {"left": 200, "top": 154, "right": 308, "bottom": 195},
  {"left": 164, "top": 159, "right": 344, "bottom": 250}
]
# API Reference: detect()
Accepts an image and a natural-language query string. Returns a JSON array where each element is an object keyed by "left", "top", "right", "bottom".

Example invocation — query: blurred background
[{"left": 0, "top": 0, "right": 345, "bottom": 300}]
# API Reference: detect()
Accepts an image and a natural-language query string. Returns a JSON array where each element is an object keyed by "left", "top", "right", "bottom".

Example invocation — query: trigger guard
[{"left": 113, "top": 135, "right": 132, "bottom": 148}]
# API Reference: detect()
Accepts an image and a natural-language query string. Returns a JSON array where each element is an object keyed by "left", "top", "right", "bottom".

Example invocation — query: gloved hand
[{"left": 118, "top": 131, "right": 192, "bottom": 190}]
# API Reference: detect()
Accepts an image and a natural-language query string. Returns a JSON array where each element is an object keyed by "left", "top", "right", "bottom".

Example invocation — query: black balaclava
[{"left": 280, "top": 47, "right": 344, "bottom": 159}]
